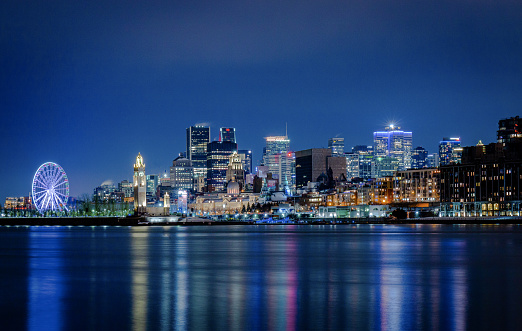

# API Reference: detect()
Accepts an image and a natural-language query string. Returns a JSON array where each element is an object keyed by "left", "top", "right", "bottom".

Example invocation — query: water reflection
[{"left": 1, "top": 225, "right": 522, "bottom": 329}]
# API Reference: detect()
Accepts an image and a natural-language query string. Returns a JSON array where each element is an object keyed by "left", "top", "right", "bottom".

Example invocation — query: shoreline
[{"left": 0, "top": 216, "right": 521, "bottom": 226}]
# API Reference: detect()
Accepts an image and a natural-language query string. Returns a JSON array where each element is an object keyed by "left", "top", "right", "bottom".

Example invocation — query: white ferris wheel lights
[{"left": 31, "top": 162, "right": 70, "bottom": 214}]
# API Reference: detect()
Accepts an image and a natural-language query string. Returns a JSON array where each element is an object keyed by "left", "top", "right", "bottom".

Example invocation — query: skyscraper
[
  {"left": 206, "top": 141, "right": 238, "bottom": 192},
  {"left": 295, "top": 148, "right": 331, "bottom": 188},
  {"left": 373, "top": 125, "right": 413, "bottom": 170},
  {"left": 345, "top": 145, "right": 373, "bottom": 180},
  {"left": 170, "top": 154, "right": 194, "bottom": 193},
  {"left": 439, "top": 137, "right": 461, "bottom": 166},
  {"left": 262, "top": 136, "right": 293, "bottom": 192},
  {"left": 219, "top": 127, "right": 236, "bottom": 143},
  {"left": 238, "top": 149, "right": 253, "bottom": 174},
  {"left": 411, "top": 146, "right": 428, "bottom": 169},
  {"left": 328, "top": 137, "right": 345, "bottom": 156},
  {"left": 186, "top": 125, "right": 210, "bottom": 180}
]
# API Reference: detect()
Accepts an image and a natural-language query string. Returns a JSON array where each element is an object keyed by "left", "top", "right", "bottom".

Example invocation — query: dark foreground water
[{"left": 1, "top": 225, "right": 522, "bottom": 331}]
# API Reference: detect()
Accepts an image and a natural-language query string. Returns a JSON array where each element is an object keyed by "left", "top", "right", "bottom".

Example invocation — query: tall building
[
  {"left": 372, "top": 156, "right": 399, "bottom": 178},
  {"left": 206, "top": 141, "right": 238, "bottom": 192},
  {"left": 238, "top": 149, "right": 253, "bottom": 174},
  {"left": 295, "top": 148, "right": 331, "bottom": 188},
  {"left": 170, "top": 154, "right": 194, "bottom": 192},
  {"left": 219, "top": 127, "right": 236, "bottom": 143},
  {"left": 146, "top": 174, "right": 160, "bottom": 200},
  {"left": 133, "top": 153, "right": 146, "bottom": 212},
  {"left": 411, "top": 146, "right": 428, "bottom": 169},
  {"left": 345, "top": 145, "right": 373, "bottom": 180},
  {"left": 439, "top": 137, "right": 461, "bottom": 166},
  {"left": 440, "top": 117, "right": 522, "bottom": 217},
  {"left": 373, "top": 125, "right": 412, "bottom": 170},
  {"left": 262, "top": 136, "right": 293, "bottom": 192},
  {"left": 226, "top": 151, "right": 245, "bottom": 189},
  {"left": 498, "top": 116, "right": 521, "bottom": 144},
  {"left": 328, "top": 138, "right": 345, "bottom": 156},
  {"left": 186, "top": 125, "right": 210, "bottom": 180},
  {"left": 427, "top": 153, "right": 439, "bottom": 168}
]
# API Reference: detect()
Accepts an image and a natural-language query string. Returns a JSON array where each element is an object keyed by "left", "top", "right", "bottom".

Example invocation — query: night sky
[{"left": 1, "top": 0, "right": 522, "bottom": 201}]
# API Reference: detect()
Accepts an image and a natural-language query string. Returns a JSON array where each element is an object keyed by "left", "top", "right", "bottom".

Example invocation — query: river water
[{"left": 1, "top": 224, "right": 521, "bottom": 330}]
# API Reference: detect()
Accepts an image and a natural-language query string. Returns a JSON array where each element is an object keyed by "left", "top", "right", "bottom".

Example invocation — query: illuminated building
[
  {"left": 186, "top": 125, "right": 210, "bottom": 180},
  {"left": 170, "top": 154, "right": 194, "bottom": 192},
  {"left": 189, "top": 192, "right": 260, "bottom": 215},
  {"left": 373, "top": 125, "right": 413, "bottom": 170},
  {"left": 328, "top": 137, "right": 345, "bottom": 156},
  {"left": 206, "top": 141, "right": 238, "bottom": 192},
  {"left": 3, "top": 197, "right": 31, "bottom": 209},
  {"left": 238, "top": 149, "right": 253, "bottom": 174},
  {"left": 118, "top": 180, "right": 133, "bottom": 198},
  {"left": 93, "top": 182, "right": 115, "bottom": 201},
  {"left": 498, "top": 116, "right": 522, "bottom": 144},
  {"left": 371, "top": 177, "right": 394, "bottom": 205},
  {"left": 219, "top": 127, "right": 236, "bottom": 143},
  {"left": 295, "top": 148, "right": 346, "bottom": 189},
  {"left": 439, "top": 137, "right": 462, "bottom": 166},
  {"left": 372, "top": 156, "right": 399, "bottom": 178},
  {"left": 411, "top": 146, "right": 428, "bottom": 169},
  {"left": 226, "top": 152, "right": 245, "bottom": 190},
  {"left": 262, "top": 136, "right": 294, "bottom": 193},
  {"left": 440, "top": 117, "right": 522, "bottom": 217},
  {"left": 146, "top": 174, "right": 160, "bottom": 200},
  {"left": 427, "top": 153, "right": 439, "bottom": 168},
  {"left": 133, "top": 153, "right": 147, "bottom": 212},
  {"left": 393, "top": 168, "right": 440, "bottom": 202},
  {"left": 345, "top": 146, "right": 373, "bottom": 180}
]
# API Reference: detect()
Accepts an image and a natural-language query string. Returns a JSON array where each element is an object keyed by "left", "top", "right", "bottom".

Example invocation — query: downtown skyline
[{"left": 1, "top": 1, "right": 521, "bottom": 200}]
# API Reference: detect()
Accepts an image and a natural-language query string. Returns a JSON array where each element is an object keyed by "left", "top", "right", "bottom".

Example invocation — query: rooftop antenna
[{"left": 285, "top": 122, "right": 288, "bottom": 138}]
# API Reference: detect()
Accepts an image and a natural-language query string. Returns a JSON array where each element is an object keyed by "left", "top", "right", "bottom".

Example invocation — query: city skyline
[{"left": 1, "top": 1, "right": 521, "bottom": 200}]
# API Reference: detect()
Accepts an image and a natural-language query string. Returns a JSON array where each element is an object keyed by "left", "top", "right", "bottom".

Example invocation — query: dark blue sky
[{"left": 1, "top": 0, "right": 522, "bottom": 200}]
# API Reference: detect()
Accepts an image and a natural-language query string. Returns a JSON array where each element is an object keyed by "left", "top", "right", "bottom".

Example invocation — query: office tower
[
  {"left": 238, "top": 149, "right": 253, "bottom": 174},
  {"left": 427, "top": 154, "right": 439, "bottom": 168},
  {"left": 226, "top": 151, "right": 245, "bottom": 189},
  {"left": 346, "top": 145, "right": 373, "bottom": 180},
  {"left": 439, "top": 137, "right": 461, "bottom": 166},
  {"left": 262, "top": 136, "right": 293, "bottom": 192},
  {"left": 328, "top": 137, "right": 345, "bottom": 156},
  {"left": 146, "top": 174, "right": 160, "bottom": 199},
  {"left": 326, "top": 155, "right": 347, "bottom": 181},
  {"left": 295, "top": 148, "right": 331, "bottom": 188},
  {"left": 219, "top": 127, "right": 236, "bottom": 143},
  {"left": 372, "top": 156, "right": 399, "bottom": 178},
  {"left": 411, "top": 146, "right": 428, "bottom": 169},
  {"left": 186, "top": 125, "right": 210, "bottom": 180},
  {"left": 206, "top": 141, "right": 238, "bottom": 192},
  {"left": 498, "top": 116, "right": 522, "bottom": 144},
  {"left": 170, "top": 153, "right": 194, "bottom": 192},
  {"left": 133, "top": 153, "right": 146, "bottom": 212},
  {"left": 373, "top": 125, "right": 412, "bottom": 170}
]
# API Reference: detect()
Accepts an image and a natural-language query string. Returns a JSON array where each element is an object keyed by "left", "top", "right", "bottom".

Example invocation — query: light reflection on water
[{"left": 1, "top": 225, "right": 522, "bottom": 330}]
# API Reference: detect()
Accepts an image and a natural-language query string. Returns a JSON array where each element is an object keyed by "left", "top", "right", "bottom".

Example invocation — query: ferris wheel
[{"left": 31, "top": 162, "right": 70, "bottom": 214}]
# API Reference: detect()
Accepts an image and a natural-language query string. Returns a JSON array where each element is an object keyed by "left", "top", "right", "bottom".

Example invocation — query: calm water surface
[{"left": 1, "top": 224, "right": 522, "bottom": 330}]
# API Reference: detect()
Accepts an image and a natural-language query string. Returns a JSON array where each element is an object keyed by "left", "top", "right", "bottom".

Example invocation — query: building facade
[
  {"left": 206, "top": 141, "right": 238, "bottom": 192},
  {"left": 219, "top": 127, "right": 236, "bottom": 143},
  {"left": 328, "top": 137, "right": 345, "bottom": 156},
  {"left": 411, "top": 146, "right": 428, "bottom": 169},
  {"left": 170, "top": 154, "right": 194, "bottom": 192},
  {"left": 186, "top": 125, "right": 210, "bottom": 181},
  {"left": 439, "top": 137, "right": 462, "bottom": 166},
  {"left": 373, "top": 125, "right": 413, "bottom": 170},
  {"left": 133, "top": 153, "right": 147, "bottom": 212}
]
